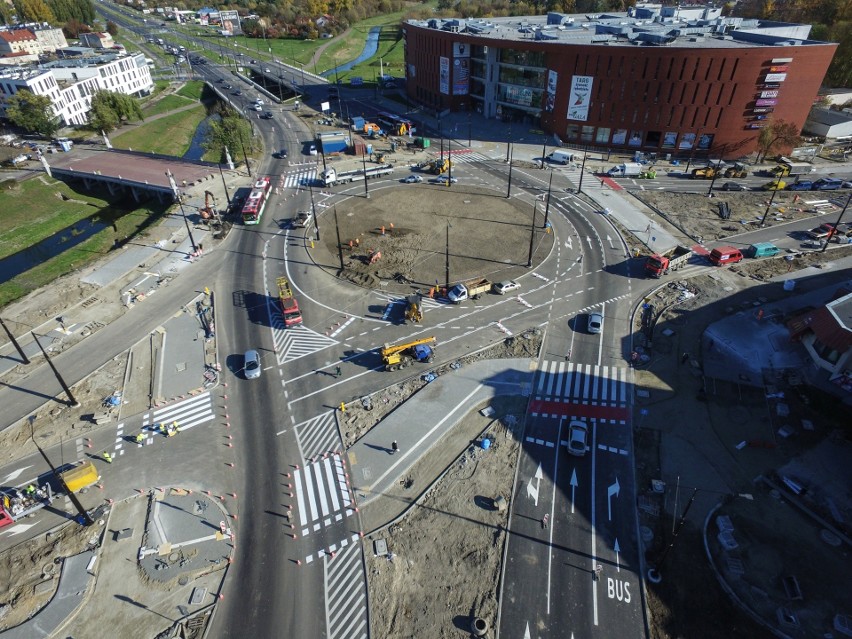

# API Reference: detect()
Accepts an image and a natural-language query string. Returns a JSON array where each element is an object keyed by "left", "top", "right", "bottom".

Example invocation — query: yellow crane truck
[{"left": 380, "top": 337, "right": 436, "bottom": 371}]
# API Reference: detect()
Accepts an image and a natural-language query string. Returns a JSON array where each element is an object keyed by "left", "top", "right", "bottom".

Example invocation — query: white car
[
  {"left": 244, "top": 350, "right": 261, "bottom": 379},
  {"left": 588, "top": 311, "right": 603, "bottom": 334},
  {"left": 566, "top": 420, "right": 588, "bottom": 456},
  {"left": 493, "top": 280, "right": 520, "bottom": 295},
  {"left": 403, "top": 174, "right": 423, "bottom": 183},
  {"left": 252, "top": 104, "right": 262, "bottom": 112},
  {"left": 254, "top": 98, "right": 264, "bottom": 105}
]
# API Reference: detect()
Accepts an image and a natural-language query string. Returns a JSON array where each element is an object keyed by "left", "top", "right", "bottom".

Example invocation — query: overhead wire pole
[
  {"left": 540, "top": 135, "right": 547, "bottom": 168},
  {"left": 28, "top": 418, "right": 93, "bottom": 526},
  {"left": 527, "top": 200, "right": 537, "bottom": 267},
  {"left": 217, "top": 164, "right": 232, "bottom": 207},
  {"left": 543, "top": 170, "right": 554, "bottom": 228},
  {"left": 578, "top": 146, "right": 588, "bottom": 193},
  {"left": 309, "top": 184, "right": 319, "bottom": 241},
  {"left": 0, "top": 317, "right": 29, "bottom": 365},
  {"left": 445, "top": 221, "right": 451, "bottom": 291},
  {"left": 334, "top": 207, "right": 345, "bottom": 270},
  {"left": 822, "top": 190, "right": 852, "bottom": 252},
  {"left": 361, "top": 148, "right": 370, "bottom": 198},
  {"left": 506, "top": 143, "right": 514, "bottom": 198},
  {"left": 30, "top": 332, "right": 79, "bottom": 407},
  {"left": 759, "top": 174, "right": 783, "bottom": 226}
]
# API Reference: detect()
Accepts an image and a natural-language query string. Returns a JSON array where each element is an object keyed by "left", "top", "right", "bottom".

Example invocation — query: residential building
[
  {"left": 79, "top": 32, "right": 115, "bottom": 49},
  {"left": 403, "top": 4, "right": 838, "bottom": 157},
  {"left": 788, "top": 288, "right": 852, "bottom": 391},
  {"left": 0, "top": 26, "right": 67, "bottom": 56},
  {"left": 0, "top": 51, "right": 153, "bottom": 126}
]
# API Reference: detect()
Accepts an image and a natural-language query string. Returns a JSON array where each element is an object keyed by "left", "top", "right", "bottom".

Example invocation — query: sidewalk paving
[{"left": 350, "top": 358, "right": 533, "bottom": 527}]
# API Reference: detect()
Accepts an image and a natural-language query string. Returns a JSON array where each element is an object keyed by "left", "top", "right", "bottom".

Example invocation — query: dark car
[
  {"left": 787, "top": 181, "right": 813, "bottom": 191},
  {"left": 721, "top": 182, "right": 748, "bottom": 191},
  {"left": 811, "top": 177, "right": 843, "bottom": 191},
  {"left": 263, "top": 111, "right": 274, "bottom": 119},
  {"left": 223, "top": 83, "right": 233, "bottom": 90},
  {"left": 233, "top": 89, "right": 242, "bottom": 96}
]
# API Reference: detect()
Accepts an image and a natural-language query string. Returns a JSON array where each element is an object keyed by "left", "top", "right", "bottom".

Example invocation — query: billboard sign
[
  {"left": 764, "top": 73, "right": 787, "bottom": 82},
  {"left": 760, "top": 90, "right": 779, "bottom": 99},
  {"left": 453, "top": 42, "right": 470, "bottom": 58},
  {"left": 544, "top": 70, "right": 558, "bottom": 113},
  {"left": 219, "top": 10, "right": 241, "bottom": 36},
  {"left": 439, "top": 57, "right": 449, "bottom": 95},
  {"left": 755, "top": 98, "right": 778, "bottom": 106},
  {"left": 567, "top": 75, "right": 593, "bottom": 121},
  {"left": 453, "top": 57, "right": 470, "bottom": 95}
]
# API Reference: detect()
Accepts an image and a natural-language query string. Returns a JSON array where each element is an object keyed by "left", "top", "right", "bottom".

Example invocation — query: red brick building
[{"left": 403, "top": 6, "right": 838, "bottom": 157}]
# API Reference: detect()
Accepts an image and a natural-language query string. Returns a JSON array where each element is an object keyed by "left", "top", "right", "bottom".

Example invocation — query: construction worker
[
  {"left": 335, "top": 366, "right": 342, "bottom": 378},
  {"left": 102, "top": 452, "right": 113, "bottom": 464},
  {"left": 391, "top": 440, "right": 399, "bottom": 455},
  {"left": 25, "top": 484, "right": 36, "bottom": 496},
  {"left": 135, "top": 432, "right": 145, "bottom": 444}
]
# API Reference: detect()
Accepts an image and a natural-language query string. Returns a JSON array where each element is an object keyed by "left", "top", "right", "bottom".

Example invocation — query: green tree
[
  {"left": 14, "top": 0, "right": 56, "bottom": 23},
  {"left": 106, "top": 20, "right": 118, "bottom": 36},
  {"left": 756, "top": 119, "right": 802, "bottom": 162},
  {"left": 88, "top": 90, "right": 144, "bottom": 133},
  {"left": 204, "top": 110, "right": 256, "bottom": 164},
  {"left": 5, "top": 90, "right": 60, "bottom": 136}
]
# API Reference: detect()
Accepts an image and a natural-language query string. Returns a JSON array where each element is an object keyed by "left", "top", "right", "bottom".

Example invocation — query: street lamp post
[
  {"left": 445, "top": 221, "right": 451, "bottom": 291},
  {"left": 707, "top": 158, "right": 724, "bottom": 196},
  {"left": 309, "top": 184, "right": 319, "bottom": 242}
]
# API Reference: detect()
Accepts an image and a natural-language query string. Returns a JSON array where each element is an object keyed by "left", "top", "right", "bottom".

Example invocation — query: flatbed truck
[{"left": 322, "top": 164, "right": 393, "bottom": 187}]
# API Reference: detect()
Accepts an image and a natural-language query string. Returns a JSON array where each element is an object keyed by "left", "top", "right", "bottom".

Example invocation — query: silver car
[
  {"left": 566, "top": 420, "right": 588, "bottom": 456},
  {"left": 588, "top": 312, "right": 603, "bottom": 334},
  {"left": 244, "top": 350, "right": 261, "bottom": 379}
]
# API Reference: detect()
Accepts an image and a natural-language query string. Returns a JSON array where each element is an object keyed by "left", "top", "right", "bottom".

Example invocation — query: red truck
[
  {"left": 277, "top": 277, "right": 303, "bottom": 327},
  {"left": 645, "top": 245, "right": 692, "bottom": 278}
]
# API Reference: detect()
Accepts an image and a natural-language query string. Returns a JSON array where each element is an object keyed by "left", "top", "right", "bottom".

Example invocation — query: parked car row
[{"left": 762, "top": 177, "right": 851, "bottom": 191}]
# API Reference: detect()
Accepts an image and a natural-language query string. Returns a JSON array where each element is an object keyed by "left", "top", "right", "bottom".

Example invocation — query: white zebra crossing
[
  {"left": 145, "top": 392, "right": 216, "bottom": 431},
  {"left": 447, "top": 151, "right": 491, "bottom": 165},
  {"left": 535, "top": 361, "right": 628, "bottom": 406},
  {"left": 294, "top": 454, "right": 355, "bottom": 537},
  {"left": 282, "top": 168, "right": 318, "bottom": 189}
]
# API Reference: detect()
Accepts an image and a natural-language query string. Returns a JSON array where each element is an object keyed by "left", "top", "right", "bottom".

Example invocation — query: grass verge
[{"left": 112, "top": 105, "right": 207, "bottom": 156}]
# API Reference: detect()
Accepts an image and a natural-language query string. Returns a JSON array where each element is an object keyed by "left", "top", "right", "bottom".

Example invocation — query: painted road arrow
[
  {"left": 614, "top": 537, "right": 621, "bottom": 572},
  {"left": 570, "top": 468, "right": 578, "bottom": 514},
  {"left": 2, "top": 465, "right": 33, "bottom": 484},
  {"left": 523, "top": 621, "right": 531, "bottom": 639},
  {"left": 526, "top": 463, "right": 543, "bottom": 506},
  {"left": 607, "top": 476, "right": 620, "bottom": 521}
]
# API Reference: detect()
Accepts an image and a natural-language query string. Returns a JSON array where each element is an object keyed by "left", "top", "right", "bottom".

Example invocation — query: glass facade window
[
  {"left": 471, "top": 78, "right": 485, "bottom": 97},
  {"left": 498, "top": 66, "right": 545, "bottom": 89},
  {"left": 471, "top": 45, "right": 487, "bottom": 60},
  {"left": 595, "top": 127, "right": 611, "bottom": 144},
  {"left": 662, "top": 132, "right": 677, "bottom": 148},
  {"left": 628, "top": 131, "right": 643, "bottom": 147},
  {"left": 497, "top": 84, "right": 542, "bottom": 108},
  {"left": 581, "top": 126, "right": 595, "bottom": 142},
  {"left": 646, "top": 131, "right": 661, "bottom": 147},
  {"left": 566, "top": 124, "right": 580, "bottom": 140},
  {"left": 612, "top": 129, "right": 628, "bottom": 145},
  {"left": 499, "top": 48, "right": 545, "bottom": 68},
  {"left": 471, "top": 59, "right": 486, "bottom": 80}
]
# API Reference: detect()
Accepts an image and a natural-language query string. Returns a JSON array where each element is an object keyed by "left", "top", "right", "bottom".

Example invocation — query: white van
[{"left": 549, "top": 149, "right": 574, "bottom": 165}]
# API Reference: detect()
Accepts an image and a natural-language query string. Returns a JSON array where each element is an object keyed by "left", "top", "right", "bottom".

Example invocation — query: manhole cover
[{"left": 178, "top": 576, "right": 189, "bottom": 586}]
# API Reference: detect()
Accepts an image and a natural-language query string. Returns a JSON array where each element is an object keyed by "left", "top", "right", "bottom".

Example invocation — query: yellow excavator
[
  {"left": 380, "top": 336, "right": 436, "bottom": 371},
  {"left": 404, "top": 295, "right": 423, "bottom": 324},
  {"left": 430, "top": 158, "right": 451, "bottom": 174}
]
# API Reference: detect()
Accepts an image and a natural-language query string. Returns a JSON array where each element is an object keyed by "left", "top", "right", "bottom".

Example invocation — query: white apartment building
[
  {"left": 0, "top": 52, "right": 153, "bottom": 126},
  {"left": 0, "top": 26, "right": 68, "bottom": 56}
]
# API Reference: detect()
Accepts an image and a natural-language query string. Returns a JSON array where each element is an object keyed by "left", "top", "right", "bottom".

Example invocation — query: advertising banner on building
[
  {"left": 567, "top": 75, "right": 593, "bottom": 121},
  {"left": 453, "top": 57, "right": 470, "bottom": 95},
  {"left": 439, "top": 56, "right": 449, "bottom": 95},
  {"left": 453, "top": 42, "right": 470, "bottom": 58},
  {"left": 544, "top": 70, "right": 558, "bottom": 113},
  {"left": 219, "top": 10, "right": 241, "bottom": 36},
  {"left": 755, "top": 98, "right": 778, "bottom": 107},
  {"left": 200, "top": 14, "right": 209, "bottom": 26},
  {"left": 764, "top": 73, "right": 787, "bottom": 82},
  {"left": 760, "top": 90, "right": 779, "bottom": 99}
]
